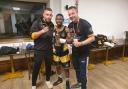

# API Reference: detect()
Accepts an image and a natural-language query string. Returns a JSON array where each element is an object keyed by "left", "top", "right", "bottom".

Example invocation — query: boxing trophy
[
  {"left": 66, "top": 28, "right": 76, "bottom": 44},
  {"left": 55, "top": 33, "right": 61, "bottom": 46}
]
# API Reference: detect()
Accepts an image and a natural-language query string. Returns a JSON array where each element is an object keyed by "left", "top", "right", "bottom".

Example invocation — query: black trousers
[
  {"left": 72, "top": 55, "right": 88, "bottom": 89},
  {"left": 32, "top": 50, "right": 52, "bottom": 86}
]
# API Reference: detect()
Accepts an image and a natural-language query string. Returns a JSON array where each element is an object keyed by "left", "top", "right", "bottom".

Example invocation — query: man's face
[
  {"left": 68, "top": 8, "right": 78, "bottom": 22},
  {"left": 43, "top": 10, "right": 53, "bottom": 22}
]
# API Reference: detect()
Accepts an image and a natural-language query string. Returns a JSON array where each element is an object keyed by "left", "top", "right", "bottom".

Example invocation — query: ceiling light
[{"left": 12, "top": 7, "right": 20, "bottom": 10}]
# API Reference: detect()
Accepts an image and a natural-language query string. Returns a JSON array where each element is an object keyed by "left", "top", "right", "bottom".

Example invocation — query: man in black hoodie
[{"left": 30, "top": 8, "right": 54, "bottom": 89}]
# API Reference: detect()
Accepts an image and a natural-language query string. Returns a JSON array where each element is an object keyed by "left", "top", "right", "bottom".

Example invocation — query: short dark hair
[
  {"left": 68, "top": 6, "right": 77, "bottom": 10},
  {"left": 42, "top": 8, "right": 52, "bottom": 13},
  {"left": 56, "top": 13, "right": 64, "bottom": 19},
  {"left": 45, "top": 8, "right": 52, "bottom": 11}
]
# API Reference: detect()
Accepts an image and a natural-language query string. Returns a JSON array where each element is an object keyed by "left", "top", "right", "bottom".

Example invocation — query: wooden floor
[{"left": 0, "top": 60, "right": 128, "bottom": 89}]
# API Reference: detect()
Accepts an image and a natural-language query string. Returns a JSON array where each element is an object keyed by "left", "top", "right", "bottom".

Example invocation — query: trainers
[
  {"left": 71, "top": 83, "right": 81, "bottom": 89},
  {"left": 53, "top": 77, "right": 63, "bottom": 86},
  {"left": 66, "top": 81, "right": 70, "bottom": 89},
  {"left": 32, "top": 86, "right": 36, "bottom": 89},
  {"left": 45, "top": 81, "right": 53, "bottom": 89}
]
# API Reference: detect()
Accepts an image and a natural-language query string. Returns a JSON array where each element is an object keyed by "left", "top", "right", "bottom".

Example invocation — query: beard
[{"left": 45, "top": 19, "right": 51, "bottom": 23}]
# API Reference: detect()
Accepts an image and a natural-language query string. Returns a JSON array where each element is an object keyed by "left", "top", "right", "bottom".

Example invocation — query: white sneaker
[
  {"left": 45, "top": 81, "right": 53, "bottom": 89},
  {"left": 32, "top": 86, "right": 36, "bottom": 89}
]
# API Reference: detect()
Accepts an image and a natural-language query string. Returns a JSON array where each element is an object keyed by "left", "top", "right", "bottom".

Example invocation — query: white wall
[
  {"left": 79, "top": 0, "right": 128, "bottom": 39},
  {"left": 60, "top": 0, "right": 75, "bottom": 18},
  {"left": 47, "top": 0, "right": 61, "bottom": 23},
  {"left": 60, "top": 0, "right": 128, "bottom": 39}
]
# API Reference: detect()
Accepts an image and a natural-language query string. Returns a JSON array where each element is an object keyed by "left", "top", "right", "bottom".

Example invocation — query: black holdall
[
  {"left": 91, "top": 34, "right": 108, "bottom": 48},
  {"left": 0, "top": 46, "right": 18, "bottom": 55}
]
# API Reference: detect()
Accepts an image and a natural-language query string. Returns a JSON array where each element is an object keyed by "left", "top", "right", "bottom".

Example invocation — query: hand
[
  {"left": 73, "top": 39, "right": 82, "bottom": 47},
  {"left": 41, "top": 27, "right": 49, "bottom": 33}
]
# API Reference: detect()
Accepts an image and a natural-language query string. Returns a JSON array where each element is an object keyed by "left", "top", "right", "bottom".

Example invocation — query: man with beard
[{"left": 30, "top": 8, "right": 54, "bottom": 89}]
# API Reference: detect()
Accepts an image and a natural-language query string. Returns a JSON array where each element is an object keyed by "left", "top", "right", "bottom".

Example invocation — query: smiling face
[
  {"left": 68, "top": 8, "right": 78, "bottom": 23},
  {"left": 43, "top": 9, "right": 53, "bottom": 23},
  {"left": 55, "top": 15, "right": 64, "bottom": 26}
]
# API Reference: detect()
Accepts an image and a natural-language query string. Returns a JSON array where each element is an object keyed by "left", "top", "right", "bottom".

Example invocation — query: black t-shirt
[
  {"left": 30, "top": 18, "right": 54, "bottom": 51},
  {"left": 68, "top": 18, "right": 93, "bottom": 57}
]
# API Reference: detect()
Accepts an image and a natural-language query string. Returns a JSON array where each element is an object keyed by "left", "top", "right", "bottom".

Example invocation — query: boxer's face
[{"left": 55, "top": 15, "right": 64, "bottom": 26}]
